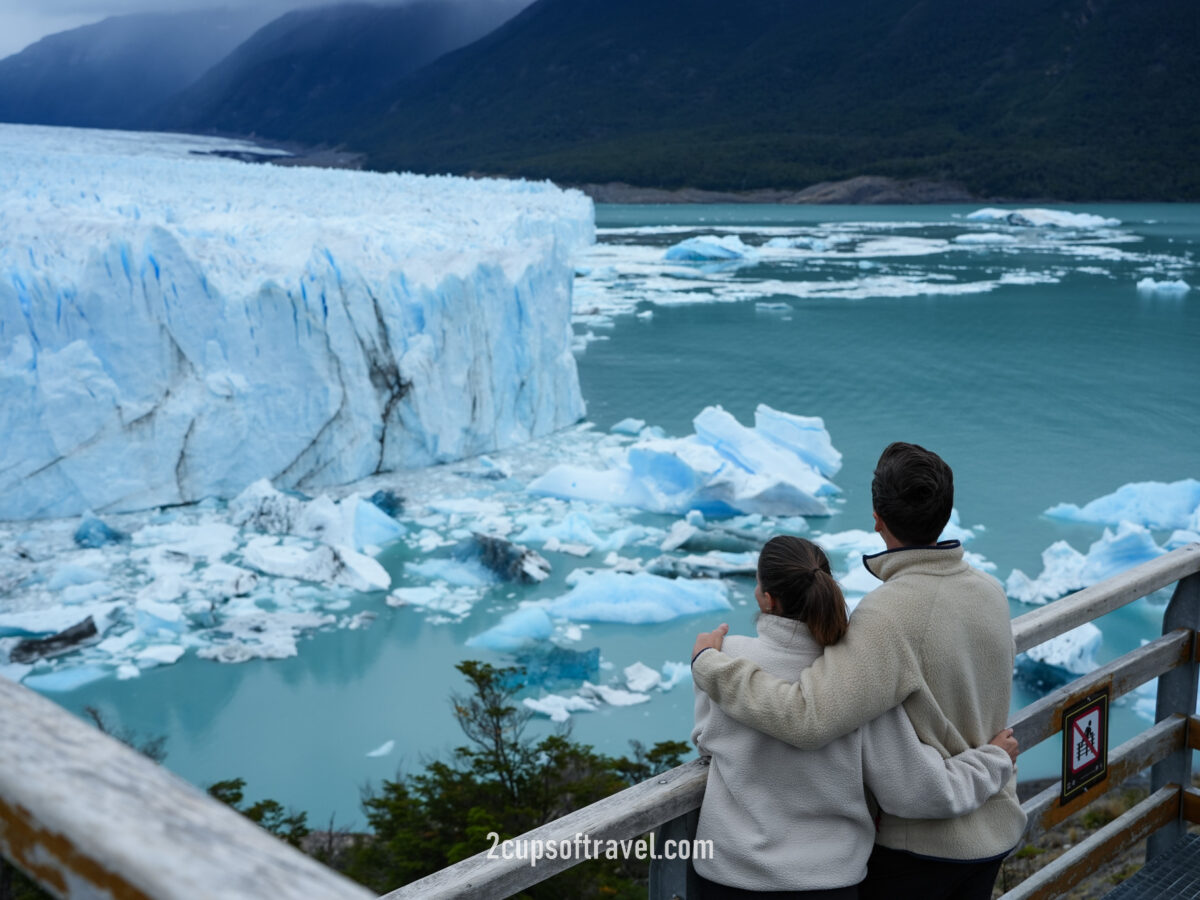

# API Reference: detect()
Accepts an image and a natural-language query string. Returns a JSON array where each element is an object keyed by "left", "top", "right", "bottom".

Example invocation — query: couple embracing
[{"left": 689, "top": 442, "right": 1027, "bottom": 900}]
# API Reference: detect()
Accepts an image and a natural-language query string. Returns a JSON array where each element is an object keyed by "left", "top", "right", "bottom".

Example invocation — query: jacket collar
[
  {"left": 756, "top": 613, "right": 819, "bottom": 652},
  {"left": 862, "top": 539, "right": 965, "bottom": 582}
]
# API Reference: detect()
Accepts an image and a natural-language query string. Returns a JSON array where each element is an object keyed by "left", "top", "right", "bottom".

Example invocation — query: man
[{"left": 691, "top": 442, "right": 1026, "bottom": 899}]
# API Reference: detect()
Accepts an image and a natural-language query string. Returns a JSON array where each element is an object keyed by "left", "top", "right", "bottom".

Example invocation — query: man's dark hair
[{"left": 871, "top": 442, "right": 954, "bottom": 546}]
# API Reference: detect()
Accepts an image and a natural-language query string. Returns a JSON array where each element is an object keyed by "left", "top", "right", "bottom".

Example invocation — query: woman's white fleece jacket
[
  {"left": 692, "top": 614, "right": 1013, "bottom": 891},
  {"left": 692, "top": 542, "right": 1028, "bottom": 862}
]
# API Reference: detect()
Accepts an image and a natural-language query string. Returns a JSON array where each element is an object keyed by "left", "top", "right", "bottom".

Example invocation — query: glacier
[{"left": 0, "top": 124, "right": 592, "bottom": 520}]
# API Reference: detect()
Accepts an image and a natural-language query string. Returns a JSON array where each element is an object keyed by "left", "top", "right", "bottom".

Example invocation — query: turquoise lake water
[{"left": 54, "top": 203, "right": 1200, "bottom": 828}]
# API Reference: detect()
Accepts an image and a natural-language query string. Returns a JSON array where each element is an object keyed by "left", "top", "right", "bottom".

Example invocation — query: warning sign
[{"left": 1061, "top": 688, "right": 1110, "bottom": 803}]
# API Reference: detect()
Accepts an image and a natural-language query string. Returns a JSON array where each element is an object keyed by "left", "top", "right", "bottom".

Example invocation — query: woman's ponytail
[{"left": 757, "top": 536, "right": 848, "bottom": 647}]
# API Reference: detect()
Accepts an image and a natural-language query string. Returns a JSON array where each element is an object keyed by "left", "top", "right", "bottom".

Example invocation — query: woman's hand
[
  {"left": 989, "top": 728, "right": 1018, "bottom": 764},
  {"left": 692, "top": 624, "right": 729, "bottom": 662}
]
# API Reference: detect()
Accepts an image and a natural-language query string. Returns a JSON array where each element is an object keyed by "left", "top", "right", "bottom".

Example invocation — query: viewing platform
[{"left": 2, "top": 541, "right": 1199, "bottom": 899}]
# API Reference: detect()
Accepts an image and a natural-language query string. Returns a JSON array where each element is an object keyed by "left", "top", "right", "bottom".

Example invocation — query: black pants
[
  {"left": 859, "top": 845, "right": 1005, "bottom": 900},
  {"left": 696, "top": 872, "right": 859, "bottom": 900}
]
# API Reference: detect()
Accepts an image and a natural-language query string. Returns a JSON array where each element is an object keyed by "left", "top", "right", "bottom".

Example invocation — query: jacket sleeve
[
  {"left": 692, "top": 679, "right": 713, "bottom": 756},
  {"left": 861, "top": 706, "right": 1013, "bottom": 819},
  {"left": 690, "top": 596, "right": 925, "bottom": 749}
]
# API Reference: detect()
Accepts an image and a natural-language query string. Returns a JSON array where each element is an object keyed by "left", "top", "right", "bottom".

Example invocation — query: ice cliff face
[{"left": 0, "top": 125, "right": 592, "bottom": 520}]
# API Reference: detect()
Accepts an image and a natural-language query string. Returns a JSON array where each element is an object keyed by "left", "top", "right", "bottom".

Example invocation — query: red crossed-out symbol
[{"left": 1072, "top": 709, "right": 1100, "bottom": 769}]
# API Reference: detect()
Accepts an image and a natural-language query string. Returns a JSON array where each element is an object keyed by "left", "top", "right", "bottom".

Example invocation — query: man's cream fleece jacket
[{"left": 691, "top": 541, "right": 1028, "bottom": 860}]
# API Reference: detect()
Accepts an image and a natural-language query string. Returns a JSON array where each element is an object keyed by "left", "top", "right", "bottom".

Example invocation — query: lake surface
[{"left": 52, "top": 203, "right": 1200, "bottom": 826}]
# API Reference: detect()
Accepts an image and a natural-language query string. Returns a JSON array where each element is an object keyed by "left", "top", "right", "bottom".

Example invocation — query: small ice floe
[
  {"left": 74, "top": 513, "right": 129, "bottom": 549},
  {"left": 755, "top": 301, "right": 791, "bottom": 313},
  {"left": 664, "top": 235, "right": 755, "bottom": 262},
  {"left": 624, "top": 661, "right": 662, "bottom": 693},
  {"left": 546, "top": 571, "right": 731, "bottom": 625},
  {"left": 366, "top": 740, "right": 395, "bottom": 758},
  {"left": 952, "top": 233, "right": 1019, "bottom": 244},
  {"left": 230, "top": 480, "right": 403, "bottom": 553},
  {"left": 466, "top": 606, "right": 555, "bottom": 652},
  {"left": 461, "top": 533, "right": 551, "bottom": 584},
  {"left": 1007, "top": 522, "right": 1166, "bottom": 605},
  {"left": 523, "top": 693, "right": 599, "bottom": 723},
  {"left": 1046, "top": 479, "right": 1200, "bottom": 531},
  {"left": 580, "top": 680, "right": 651, "bottom": 706},
  {"left": 196, "top": 612, "right": 336, "bottom": 664},
  {"left": 611, "top": 418, "right": 647, "bottom": 436},
  {"left": 645, "top": 551, "right": 757, "bottom": 579},
  {"left": 965, "top": 208, "right": 1121, "bottom": 229},
  {"left": 243, "top": 537, "right": 390, "bottom": 592},
  {"left": 1136, "top": 278, "right": 1190, "bottom": 296},
  {"left": 763, "top": 235, "right": 829, "bottom": 251},
  {"left": 659, "top": 661, "right": 690, "bottom": 690},
  {"left": 387, "top": 586, "right": 480, "bottom": 621},
  {"left": 1022, "top": 622, "right": 1102, "bottom": 676},
  {"left": 9, "top": 616, "right": 99, "bottom": 664}
]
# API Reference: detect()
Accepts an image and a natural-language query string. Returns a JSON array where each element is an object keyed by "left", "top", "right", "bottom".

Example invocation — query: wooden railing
[{"left": 1, "top": 542, "right": 1198, "bottom": 899}]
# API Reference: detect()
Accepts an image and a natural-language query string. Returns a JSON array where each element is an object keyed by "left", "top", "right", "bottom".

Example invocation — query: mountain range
[{"left": 0, "top": 0, "right": 1196, "bottom": 200}]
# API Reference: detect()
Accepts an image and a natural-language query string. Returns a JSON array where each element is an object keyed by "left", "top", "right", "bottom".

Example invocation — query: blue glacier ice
[
  {"left": 1045, "top": 479, "right": 1200, "bottom": 531},
  {"left": 529, "top": 405, "right": 839, "bottom": 517},
  {"left": 664, "top": 235, "right": 755, "bottom": 261},
  {"left": 1007, "top": 522, "right": 1167, "bottom": 605},
  {"left": 465, "top": 606, "right": 555, "bottom": 652},
  {"left": 544, "top": 571, "right": 730, "bottom": 624},
  {"left": 73, "top": 514, "right": 129, "bottom": 548},
  {"left": 0, "top": 124, "right": 592, "bottom": 520}
]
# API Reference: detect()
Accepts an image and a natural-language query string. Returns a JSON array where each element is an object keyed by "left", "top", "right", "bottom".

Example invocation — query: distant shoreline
[{"left": 572, "top": 175, "right": 985, "bottom": 205}]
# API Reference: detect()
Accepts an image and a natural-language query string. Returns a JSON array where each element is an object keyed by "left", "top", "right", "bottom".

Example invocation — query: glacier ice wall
[{"left": 0, "top": 125, "right": 592, "bottom": 520}]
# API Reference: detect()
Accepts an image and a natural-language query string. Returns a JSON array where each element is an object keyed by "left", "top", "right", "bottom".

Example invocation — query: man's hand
[
  {"left": 989, "top": 728, "right": 1018, "bottom": 764},
  {"left": 692, "top": 624, "right": 729, "bottom": 662}
]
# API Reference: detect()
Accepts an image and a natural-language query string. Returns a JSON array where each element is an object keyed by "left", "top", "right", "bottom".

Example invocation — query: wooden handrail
[
  {"left": 2, "top": 544, "right": 1198, "bottom": 899},
  {"left": 381, "top": 759, "right": 710, "bottom": 899},
  {"left": 1012, "top": 544, "right": 1200, "bottom": 655},
  {"left": 997, "top": 786, "right": 1180, "bottom": 900},
  {"left": 0, "top": 677, "right": 373, "bottom": 900},
  {"left": 1009, "top": 629, "right": 1191, "bottom": 750}
]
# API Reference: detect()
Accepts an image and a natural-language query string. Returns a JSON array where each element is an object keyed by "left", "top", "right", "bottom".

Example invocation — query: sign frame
[{"left": 1060, "top": 687, "right": 1110, "bottom": 804}]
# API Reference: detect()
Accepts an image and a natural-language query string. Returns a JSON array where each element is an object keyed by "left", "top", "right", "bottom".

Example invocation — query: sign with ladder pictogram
[{"left": 1061, "top": 687, "right": 1110, "bottom": 803}]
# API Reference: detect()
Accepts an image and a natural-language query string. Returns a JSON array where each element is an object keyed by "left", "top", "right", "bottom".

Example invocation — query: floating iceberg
[
  {"left": 545, "top": 571, "right": 730, "bottom": 624},
  {"left": 1022, "top": 623, "right": 1102, "bottom": 675},
  {"left": 1136, "top": 278, "right": 1191, "bottom": 296},
  {"left": 624, "top": 661, "right": 662, "bottom": 693},
  {"left": 529, "top": 405, "right": 839, "bottom": 518},
  {"left": 523, "top": 693, "right": 599, "bottom": 722},
  {"left": 366, "top": 740, "right": 395, "bottom": 758},
  {"left": 965, "top": 208, "right": 1121, "bottom": 229},
  {"left": 0, "top": 124, "right": 592, "bottom": 520},
  {"left": 465, "top": 606, "right": 555, "bottom": 652},
  {"left": 1045, "top": 480, "right": 1200, "bottom": 532},
  {"left": 1007, "top": 522, "right": 1166, "bottom": 605},
  {"left": 664, "top": 235, "right": 755, "bottom": 261}
]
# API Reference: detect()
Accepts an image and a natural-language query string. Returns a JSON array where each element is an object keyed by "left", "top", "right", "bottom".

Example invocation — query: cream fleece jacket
[
  {"left": 692, "top": 615, "right": 1014, "bottom": 891},
  {"left": 692, "top": 541, "right": 1027, "bottom": 860}
]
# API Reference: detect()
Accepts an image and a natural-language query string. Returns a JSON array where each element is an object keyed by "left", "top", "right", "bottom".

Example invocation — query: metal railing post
[
  {"left": 648, "top": 808, "right": 700, "bottom": 900},
  {"left": 1148, "top": 570, "right": 1200, "bottom": 859}
]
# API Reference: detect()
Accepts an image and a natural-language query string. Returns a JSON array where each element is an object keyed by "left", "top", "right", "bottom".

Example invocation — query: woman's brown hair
[{"left": 757, "top": 535, "right": 848, "bottom": 647}]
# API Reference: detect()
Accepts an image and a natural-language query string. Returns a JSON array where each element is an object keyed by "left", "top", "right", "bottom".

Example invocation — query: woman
[{"left": 692, "top": 536, "right": 1017, "bottom": 899}]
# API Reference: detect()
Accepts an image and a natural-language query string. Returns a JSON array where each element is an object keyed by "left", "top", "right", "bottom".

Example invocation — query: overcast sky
[{"left": 0, "top": 1, "right": 368, "bottom": 60}]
